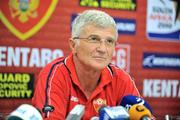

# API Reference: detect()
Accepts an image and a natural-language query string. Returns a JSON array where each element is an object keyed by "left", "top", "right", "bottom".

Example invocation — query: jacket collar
[{"left": 64, "top": 53, "right": 114, "bottom": 96}]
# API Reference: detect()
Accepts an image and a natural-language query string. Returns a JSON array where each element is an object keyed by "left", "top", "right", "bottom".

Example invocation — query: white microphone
[
  {"left": 99, "top": 106, "right": 129, "bottom": 120},
  {"left": 66, "top": 104, "right": 85, "bottom": 120},
  {"left": 6, "top": 104, "right": 42, "bottom": 120}
]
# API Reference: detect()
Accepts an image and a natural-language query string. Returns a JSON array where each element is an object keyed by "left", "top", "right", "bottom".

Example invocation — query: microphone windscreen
[
  {"left": 6, "top": 104, "right": 42, "bottom": 120},
  {"left": 128, "top": 104, "right": 152, "bottom": 120},
  {"left": 120, "top": 95, "right": 152, "bottom": 113},
  {"left": 99, "top": 106, "right": 129, "bottom": 120},
  {"left": 66, "top": 104, "right": 85, "bottom": 120}
]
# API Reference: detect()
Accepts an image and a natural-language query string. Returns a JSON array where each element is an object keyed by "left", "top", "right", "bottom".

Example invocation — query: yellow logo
[
  {"left": 0, "top": 0, "right": 58, "bottom": 40},
  {"left": 93, "top": 98, "right": 107, "bottom": 113},
  {"left": 9, "top": 0, "right": 39, "bottom": 23}
]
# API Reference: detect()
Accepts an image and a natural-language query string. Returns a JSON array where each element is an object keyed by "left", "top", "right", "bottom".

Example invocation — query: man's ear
[{"left": 69, "top": 38, "right": 77, "bottom": 54}]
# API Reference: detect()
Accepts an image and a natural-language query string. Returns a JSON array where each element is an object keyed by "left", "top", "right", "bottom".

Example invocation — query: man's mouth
[{"left": 93, "top": 56, "right": 106, "bottom": 60}]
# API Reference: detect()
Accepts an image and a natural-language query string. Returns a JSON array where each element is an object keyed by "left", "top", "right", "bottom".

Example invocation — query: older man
[{"left": 32, "top": 9, "right": 140, "bottom": 119}]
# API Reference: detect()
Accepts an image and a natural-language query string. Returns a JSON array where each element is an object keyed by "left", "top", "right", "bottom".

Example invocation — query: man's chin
[{"left": 90, "top": 62, "right": 108, "bottom": 70}]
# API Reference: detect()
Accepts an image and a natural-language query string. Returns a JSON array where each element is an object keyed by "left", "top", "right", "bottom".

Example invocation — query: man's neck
[{"left": 73, "top": 56, "right": 102, "bottom": 95}]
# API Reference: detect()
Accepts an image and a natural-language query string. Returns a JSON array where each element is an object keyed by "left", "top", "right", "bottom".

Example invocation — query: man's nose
[{"left": 96, "top": 40, "right": 108, "bottom": 52}]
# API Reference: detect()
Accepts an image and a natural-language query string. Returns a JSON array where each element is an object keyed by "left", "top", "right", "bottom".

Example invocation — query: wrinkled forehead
[{"left": 80, "top": 23, "right": 118, "bottom": 40}]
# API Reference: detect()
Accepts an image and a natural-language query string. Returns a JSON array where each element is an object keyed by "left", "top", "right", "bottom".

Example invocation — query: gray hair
[{"left": 71, "top": 10, "right": 118, "bottom": 40}]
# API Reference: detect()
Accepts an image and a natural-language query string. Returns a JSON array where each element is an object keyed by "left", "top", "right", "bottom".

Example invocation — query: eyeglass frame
[{"left": 72, "top": 35, "right": 117, "bottom": 47}]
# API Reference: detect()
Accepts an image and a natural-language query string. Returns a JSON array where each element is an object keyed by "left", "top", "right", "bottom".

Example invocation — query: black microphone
[{"left": 66, "top": 104, "right": 85, "bottom": 120}]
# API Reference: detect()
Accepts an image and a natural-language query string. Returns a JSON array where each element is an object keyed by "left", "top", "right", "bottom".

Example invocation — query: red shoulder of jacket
[
  {"left": 108, "top": 64, "right": 129, "bottom": 77},
  {"left": 41, "top": 57, "right": 65, "bottom": 70},
  {"left": 47, "top": 57, "right": 65, "bottom": 66}
]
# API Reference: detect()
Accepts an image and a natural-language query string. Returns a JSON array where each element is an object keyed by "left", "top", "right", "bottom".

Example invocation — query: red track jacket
[{"left": 32, "top": 53, "right": 140, "bottom": 120}]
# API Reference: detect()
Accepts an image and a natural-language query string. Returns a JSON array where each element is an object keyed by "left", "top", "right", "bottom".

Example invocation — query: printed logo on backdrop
[
  {"left": 0, "top": 0, "right": 58, "bottom": 40},
  {"left": 143, "top": 79, "right": 180, "bottom": 98},
  {"left": 114, "top": 18, "right": 136, "bottom": 35},
  {"left": 112, "top": 44, "right": 130, "bottom": 73},
  {"left": 79, "top": 0, "right": 136, "bottom": 11},
  {"left": 0, "top": 73, "right": 34, "bottom": 98},
  {"left": 0, "top": 46, "right": 64, "bottom": 68},
  {"left": 143, "top": 52, "right": 180, "bottom": 70},
  {"left": 146, "top": 0, "right": 180, "bottom": 41},
  {"left": 71, "top": 14, "right": 136, "bottom": 35}
]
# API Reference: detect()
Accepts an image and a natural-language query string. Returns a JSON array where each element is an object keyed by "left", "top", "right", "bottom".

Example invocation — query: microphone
[
  {"left": 165, "top": 114, "right": 180, "bottom": 120},
  {"left": 66, "top": 104, "right": 85, "bottom": 120},
  {"left": 99, "top": 106, "right": 129, "bottom": 120},
  {"left": 128, "top": 104, "right": 152, "bottom": 120},
  {"left": 6, "top": 104, "right": 42, "bottom": 120},
  {"left": 120, "top": 95, "right": 153, "bottom": 114}
]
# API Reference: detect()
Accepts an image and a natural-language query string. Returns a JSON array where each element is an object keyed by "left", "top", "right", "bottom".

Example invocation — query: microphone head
[
  {"left": 120, "top": 95, "right": 153, "bottom": 113},
  {"left": 128, "top": 104, "right": 152, "bottom": 120},
  {"left": 99, "top": 106, "right": 129, "bottom": 120},
  {"left": 6, "top": 104, "right": 42, "bottom": 120},
  {"left": 66, "top": 104, "right": 85, "bottom": 120}
]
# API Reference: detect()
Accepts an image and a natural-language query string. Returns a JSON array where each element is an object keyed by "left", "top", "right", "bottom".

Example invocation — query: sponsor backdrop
[{"left": 0, "top": 0, "right": 180, "bottom": 119}]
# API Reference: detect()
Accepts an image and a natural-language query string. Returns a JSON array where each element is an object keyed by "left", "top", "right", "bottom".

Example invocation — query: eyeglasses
[{"left": 73, "top": 35, "right": 116, "bottom": 47}]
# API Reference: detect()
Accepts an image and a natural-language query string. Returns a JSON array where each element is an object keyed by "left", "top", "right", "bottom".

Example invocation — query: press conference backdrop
[{"left": 0, "top": 0, "right": 180, "bottom": 119}]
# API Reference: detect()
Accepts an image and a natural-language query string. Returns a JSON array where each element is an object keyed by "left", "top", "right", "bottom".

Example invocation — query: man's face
[{"left": 72, "top": 24, "right": 117, "bottom": 70}]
